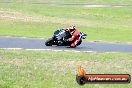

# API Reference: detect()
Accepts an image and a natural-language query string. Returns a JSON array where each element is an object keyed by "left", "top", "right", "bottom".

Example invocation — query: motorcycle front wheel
[{"left": 76, "top": 40, "right": 82, "bottom": 46}]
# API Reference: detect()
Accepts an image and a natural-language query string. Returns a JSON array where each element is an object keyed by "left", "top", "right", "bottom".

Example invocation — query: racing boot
[{"left": 70, "top": 43, "right": 76, "bottom": 48}]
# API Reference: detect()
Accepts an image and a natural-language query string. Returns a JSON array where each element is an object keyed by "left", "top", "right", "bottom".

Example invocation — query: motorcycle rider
[{"left": 64, "top": 25, "right": 81, "bottom": 48}]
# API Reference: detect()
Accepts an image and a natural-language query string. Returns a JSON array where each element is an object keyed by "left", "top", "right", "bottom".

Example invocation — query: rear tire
[
  {"left": 45, "top": 38, "right": 54, "bottom": 46},
  {"left": 57, "top": 41, "right": 63, "bottom": 46}
]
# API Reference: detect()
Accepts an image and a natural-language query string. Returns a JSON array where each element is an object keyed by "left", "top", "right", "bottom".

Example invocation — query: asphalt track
[
  {"left": 0, "top": 2, "right": 132, "bottom": 52},
  {"left": 0, "top": 37, "right": 132, "bottom": 52}
]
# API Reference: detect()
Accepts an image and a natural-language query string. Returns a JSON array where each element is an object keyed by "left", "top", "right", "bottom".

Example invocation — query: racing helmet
[{"left": 69, "top": 25, "right": 76, "bottom": 32}]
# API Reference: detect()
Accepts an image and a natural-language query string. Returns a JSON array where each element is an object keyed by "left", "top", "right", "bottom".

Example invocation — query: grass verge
[
  {"left": 0, "top": 49, "right": 132, "bottom": 88},
  {"left": 0, "top": 3, "right": 132, "bottom": 42}
]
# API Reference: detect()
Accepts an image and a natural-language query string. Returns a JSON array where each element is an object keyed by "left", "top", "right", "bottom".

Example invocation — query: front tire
[{"left": 76, "top": 40, "right": 82, "bottom": 46}]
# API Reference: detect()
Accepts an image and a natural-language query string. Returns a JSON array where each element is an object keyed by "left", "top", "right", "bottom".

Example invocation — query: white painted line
[
  {"left": 83, "top": 4, "right": 130, "bottom": 7},
  {"left": 84, "top": 5, "right": 107, "bottom": 7},
  {"left": 0, "top": 36, "right": 46, "bottom": 40},
  {"left": 26, "top": 49, "right": 52, "bottom": 51},
  {"left": 0, "top": 48, "right": 97, "bottom": 53},
  {"left": 83, "top": 51, "right": 96, "bottom": 53},
  {"left": 0, "top": 48, "right": 23, "bottom": 50}
]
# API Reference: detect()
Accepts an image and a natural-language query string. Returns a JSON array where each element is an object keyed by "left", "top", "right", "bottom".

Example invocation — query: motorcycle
[{"left": 45, "top": 29, "right": 87, "bottom": 47}]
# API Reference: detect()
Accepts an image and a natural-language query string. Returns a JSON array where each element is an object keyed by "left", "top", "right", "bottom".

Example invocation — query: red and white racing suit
[{"left": 68, "top": 30, "right": 81, "bottom": 48}]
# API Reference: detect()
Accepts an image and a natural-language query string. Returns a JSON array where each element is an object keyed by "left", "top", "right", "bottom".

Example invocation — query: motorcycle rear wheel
[{"left": 45, "top": 38, "right": 54, "bottom": 46}]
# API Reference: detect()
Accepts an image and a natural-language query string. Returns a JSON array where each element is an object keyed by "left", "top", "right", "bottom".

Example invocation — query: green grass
[
  {"left": 0, "top": 0, "right": 132, "bottom": 4},
  {"left": 0, "top": 1, "right": 132, "bottom": 42},
  {"left": 0, "top": 49, "right": 132, "bottom": 88},
  {"left": 0, "top": 1, "right": 132, "bottom": 88}
]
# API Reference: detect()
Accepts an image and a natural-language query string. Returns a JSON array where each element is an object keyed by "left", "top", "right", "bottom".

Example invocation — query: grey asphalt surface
[
  {"left": 0, "top": 1, "right": 131, "bottom": 7},
  {"left": 0, "top": 37, "right": 132, "bottom": 52}
]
